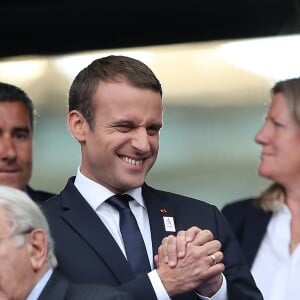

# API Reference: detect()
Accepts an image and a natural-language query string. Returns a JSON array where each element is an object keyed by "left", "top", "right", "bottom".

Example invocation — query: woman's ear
[
  {"left": 27, "top": 229, "right": 48, "bottom": 271},
  {"left": 68, "top": 110, "right": 88, "bottom": 142}
]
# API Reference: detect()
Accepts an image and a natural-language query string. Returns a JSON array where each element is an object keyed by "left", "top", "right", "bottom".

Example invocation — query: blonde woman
[{"left": 222, "top": 77, "right": 300, "bottom": 300}]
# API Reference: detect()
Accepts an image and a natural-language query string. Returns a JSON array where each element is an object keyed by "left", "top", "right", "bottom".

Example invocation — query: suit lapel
[
  {"left": 142, "top": 184, "right": 177, "bottom": 260},
  {"left": 59, "top": 179, "right": 135, "bottom": 282},
  {"left": 242, "top": 208, "right": 271, "bottom": 266}
]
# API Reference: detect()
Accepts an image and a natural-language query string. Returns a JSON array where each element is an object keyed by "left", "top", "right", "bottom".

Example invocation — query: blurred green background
[
  {"left": 1, "top": 37, "right": 289, "bottom": 209},
  {"left": 32, "top": 102, "right": 270, "bottom": 208}
]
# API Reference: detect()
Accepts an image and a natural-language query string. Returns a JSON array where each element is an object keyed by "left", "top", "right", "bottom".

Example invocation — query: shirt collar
[
  {"left": 74, "top": 166, "right": 145, "bottom": 210},
  {"left": 26, "top": 268, "right": 53, "bottom": 300}
]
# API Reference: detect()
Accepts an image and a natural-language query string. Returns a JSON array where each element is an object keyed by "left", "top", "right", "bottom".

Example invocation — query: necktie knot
[{"left": 106, "top": 194, "right": 132, "bottom": 211}]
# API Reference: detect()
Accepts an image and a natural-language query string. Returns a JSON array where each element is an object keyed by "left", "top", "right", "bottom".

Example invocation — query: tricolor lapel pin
[{"left": 160, "top": 208, "right": 167, "bottom": 214}]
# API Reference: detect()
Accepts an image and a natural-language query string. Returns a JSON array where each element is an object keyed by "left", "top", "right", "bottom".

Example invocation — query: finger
[
  {"left": 176, "top": 230, "right": 187, "bottom": 258},
  {"left": 205, "top": 240, "right": 222, "bottom": 255},
  {"left": 209, "top": 254, "right": 217, "bottom": 266},
  {"left": 161, "top": 237, "right": 169, "bottom": 264},
  {"left": 185, "top": 226, "right": 202, "bottom": 242},
  {"left": 165, "top": 235, "right": 178, "bottom": 267},
  {"left": 156, "top": 244, "right": 166, "bottom": 266},
  {"left": 214, "top": 251, "right": 224, "bottom": 264},
  {"left": 192, "top": 229, "right": 214, "bottom": 246},
  {"left": 208, "top": 251, "right": 223, "bottom": 267},
  {"left": 198, "top": 240, "right": 222, "bottom": 264},
  {"left": 206, "top": 263, "right": 225, "bottom": 278},
  {"left": 161, "top": 235, "right": 176, "bottom": 265}
]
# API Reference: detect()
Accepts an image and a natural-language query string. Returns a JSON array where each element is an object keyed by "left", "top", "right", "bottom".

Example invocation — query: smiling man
[
  {"left": 42, "top": 55, "right": 262, "bottom": 300},
  {"left": 0, "top": 82, "right": 54, "bottom": 204}
]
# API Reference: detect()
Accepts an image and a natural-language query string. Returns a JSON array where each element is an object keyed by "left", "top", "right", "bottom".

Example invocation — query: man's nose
[
  {"left": 131, "top": 128, "right": 151, "bottom": 152},
  {"left": 0, "top": 137, "right": 17, "bottom": 160}
]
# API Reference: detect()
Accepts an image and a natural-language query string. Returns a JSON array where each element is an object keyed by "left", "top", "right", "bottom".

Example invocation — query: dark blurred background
[{"left": 0, "top": 0, "right": 300, "bottom": 58}]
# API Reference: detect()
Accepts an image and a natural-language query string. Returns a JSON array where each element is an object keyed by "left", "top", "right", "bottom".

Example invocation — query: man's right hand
[{"left": 154, "top": 227, "right": 225, "bottom": 297}]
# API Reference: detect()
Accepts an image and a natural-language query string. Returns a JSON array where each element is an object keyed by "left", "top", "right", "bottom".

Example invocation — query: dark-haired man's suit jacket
[
  {"left": 38, "top": 269, "right": 133, "bottom": 300},
  {"left": 222, "top": 198, "right": 272, "bottom": 267},
  {"left": 27, "top": 185, "right": 55, "bottom": 205},
  {"left": 42, "top": 177, "right": 263, "bottom": 300}
]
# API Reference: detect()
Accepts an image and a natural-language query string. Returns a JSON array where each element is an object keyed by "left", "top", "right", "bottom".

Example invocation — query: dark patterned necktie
[{"left": 106, "top": 194, "right": 151, "bottom": 275}]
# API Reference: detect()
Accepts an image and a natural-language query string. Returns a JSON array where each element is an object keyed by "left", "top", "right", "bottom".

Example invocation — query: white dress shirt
[
  {"left": 251, "top": 204, "right": 300, "bottom": 300},
  {"left": 27, "top": 268, "right": 53, "bottom": 300},
  {"left": 74, "top": 167, "right": 227, "bottom": 300}
]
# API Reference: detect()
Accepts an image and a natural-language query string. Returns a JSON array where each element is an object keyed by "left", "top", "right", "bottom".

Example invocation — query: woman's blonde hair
[{"left": 255, "top": 183, "right": 285, "bottom": 212}]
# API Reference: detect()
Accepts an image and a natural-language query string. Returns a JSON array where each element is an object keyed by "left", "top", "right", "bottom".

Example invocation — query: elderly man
[{"left": 0, "top": 185, "right": 133, "bottom": 300}]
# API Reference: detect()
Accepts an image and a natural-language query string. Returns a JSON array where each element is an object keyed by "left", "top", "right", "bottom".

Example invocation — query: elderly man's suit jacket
[{"left": 38, "top": 269, "right": 133, "bottom": 300}]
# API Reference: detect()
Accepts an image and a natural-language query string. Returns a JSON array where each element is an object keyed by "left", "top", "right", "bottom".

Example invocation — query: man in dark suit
[
  {"left": 42, "top": 55, "right": 263, "bottom": 299},
  {"left": 0, "top": 82, "right": 55, "bottom": 204},
  {"left": 27, "top": 186, "right": 55, "bottom": 205},
  {"left": 0, "top": 185, "right": 133, "bottom": 300}
]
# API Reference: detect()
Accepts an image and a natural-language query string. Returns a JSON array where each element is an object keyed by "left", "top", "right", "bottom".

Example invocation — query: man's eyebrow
[
  {"left": 147, "top": 123, "right": 162, "bottom": 129},
  {"left": 111, "top": 120, "right": 135, "bottom": 125},
  {"left": 12, "top": 126, "right": 31, "bottom": 133}
]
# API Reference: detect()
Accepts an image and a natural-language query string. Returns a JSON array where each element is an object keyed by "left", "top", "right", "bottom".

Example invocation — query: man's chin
[
  {"left": 121, "top": 177, "right": 145, "bottom": 191},
  {"left": 0, "top": 181, "right": 23, "bottom": 190}
]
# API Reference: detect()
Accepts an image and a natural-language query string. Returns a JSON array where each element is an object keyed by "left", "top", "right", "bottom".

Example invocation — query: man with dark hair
[
  {"left": 0, "top": 82, "right": 54, "bottom": 204},
  {"left": 43, "top": 55, "right": 262, "bottom": 300}
]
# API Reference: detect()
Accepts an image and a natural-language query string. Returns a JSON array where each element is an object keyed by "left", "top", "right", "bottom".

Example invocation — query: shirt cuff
[
  {"left": 148, "top": 271, "right": 227, "bottom": 300},
  {"left": 148, "top": 270, "right": 171, "bottom": 300}
]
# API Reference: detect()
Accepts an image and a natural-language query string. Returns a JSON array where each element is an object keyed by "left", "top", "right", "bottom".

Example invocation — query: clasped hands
[{"left": 154, "top": 226, "right": 225, "bottom": 297}]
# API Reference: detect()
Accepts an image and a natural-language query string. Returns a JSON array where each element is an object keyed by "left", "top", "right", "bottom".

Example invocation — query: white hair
[{"left": 0, "top": 185, "right": 57, "bottom": 267}]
